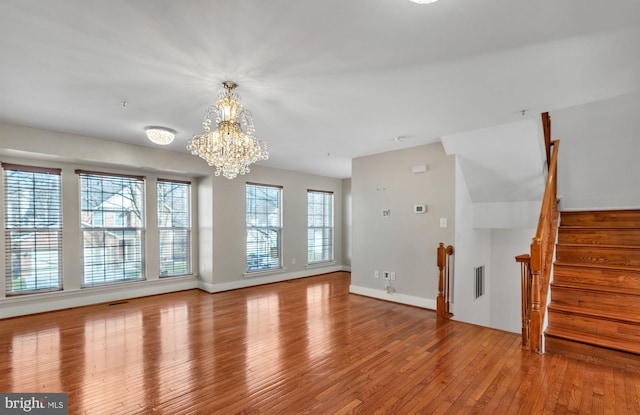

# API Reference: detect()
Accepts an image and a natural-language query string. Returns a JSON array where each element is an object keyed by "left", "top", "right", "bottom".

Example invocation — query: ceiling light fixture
[
  {"left": 145, "top": 126, "right": 176, "bottom": 145},
  {"left": 409, "top": 0, "right": 439, "bottom": 4},
  {"left": 187, "top": 81, "right": 269, "bottom": 179}
]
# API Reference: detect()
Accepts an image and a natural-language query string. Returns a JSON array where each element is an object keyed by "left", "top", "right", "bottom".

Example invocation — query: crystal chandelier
[{"left": 187, "top": 81, "right": 269, "bottom": 179}]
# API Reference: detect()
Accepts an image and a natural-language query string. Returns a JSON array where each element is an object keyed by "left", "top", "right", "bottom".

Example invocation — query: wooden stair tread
[
  {"left": 554, "top": 261, "right": 640, "bottom": 272},
  {"left": 560, "top": 226, "right": 640, "bottom": 230},
  {"left": 560, "top": 210, "right": 640, "bottom": 228},
  {"left": 561, "top": 209, "right": 640, "bottom": 215},
  {"left": 548, "top": 302, "right": 640, "bottom": 324},
  {"left": 556, "top": 243, "right": 640, "bottom": 249},
  {"left": 550, "top": 280, "right": 640, "bottom": 296},
  {"left": 545, "top": 326, "right": 640, "bottom": 355},
  {"left": 557, "top": 227, "right": 640, "bottom": 246}
]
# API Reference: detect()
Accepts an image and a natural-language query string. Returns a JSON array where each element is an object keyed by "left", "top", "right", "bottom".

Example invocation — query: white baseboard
[
  {"left": 199, "top": 265, "right": 347, "bottom": 293},
  {"left": 0, "top": 276, "right": 198, "bottom": 319},
  {"left": 348, "top": 284, "right": 436, "bottom": 310}
]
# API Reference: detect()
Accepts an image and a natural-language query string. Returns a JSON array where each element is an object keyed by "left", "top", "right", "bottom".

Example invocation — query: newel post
[
  {"left": 437, "top": 243, "right": 454, "bottom": 320},
  {"left": 529, "top": 239, "right": 543, "bottom": 353},
  {"left": 437, "top": 243, "right": 446, "bottom": 318},
  {"left": 515, "top": 253, "right": 532, "bottom": 349}
]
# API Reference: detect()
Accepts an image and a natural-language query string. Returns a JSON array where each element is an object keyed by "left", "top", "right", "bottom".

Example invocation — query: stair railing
[
  {"left": 517, "top": 138, "right": 560, "bottom": 352},
  {"left": 437, "top": 243, "right": 454, "bottom": 320}
]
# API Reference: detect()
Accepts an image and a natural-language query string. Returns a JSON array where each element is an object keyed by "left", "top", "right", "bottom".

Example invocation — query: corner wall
[
  {"left": 350, "top": 143, "right": 455, "bottom": 308},
  {"left": 453, "top": 158, "right": 537, "bottom": 333},
  {"left": 453, "top": 158, "right": 492, "bottom": 326},
  {"left": 199, "top": 164, "right": 345, "bottom": 293}
]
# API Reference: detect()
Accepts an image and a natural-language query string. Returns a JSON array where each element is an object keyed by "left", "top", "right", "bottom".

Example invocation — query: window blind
[
  {"left": 3, "top": 163, "right": 63, "bottom": 295},
  {"left": 246, "top": 183, "right": 282, "bottom": 272},
  {"left": 78, "top": 171, "right": 145, "bottom": 286},
  {"left": 157, "top": 180, "right": 191, "bottom": 277},
  {"left": 307, "top": 190, "right": 334, "bottom": 264}
]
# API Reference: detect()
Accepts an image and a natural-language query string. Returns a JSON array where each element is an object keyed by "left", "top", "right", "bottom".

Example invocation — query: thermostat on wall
[{"left": 414, "top": 204, "right": 427, "bottom": 214}]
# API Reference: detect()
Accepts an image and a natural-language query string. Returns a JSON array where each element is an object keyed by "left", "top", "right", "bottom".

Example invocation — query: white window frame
[{"left": 307, "top": 189, "right": 334, "bottom": 265}]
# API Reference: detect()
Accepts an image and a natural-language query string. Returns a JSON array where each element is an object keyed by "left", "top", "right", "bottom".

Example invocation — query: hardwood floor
[{"left": 1, "top": 271, "right": 639, "bottom": 414}]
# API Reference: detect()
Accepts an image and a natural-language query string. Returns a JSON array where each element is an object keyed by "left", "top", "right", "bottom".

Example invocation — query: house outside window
[
  {"left": 157, "top": 179, "right": 191, "bottom": 276},
  {"left": 307, "top": 190, "right": 334, "bottom": 264},
  {"left": 246, "top": 183, "right": 282, "bottom": 272},
  {"left": 78, "top": 170, "right": 145, "bottom": 286},
  {"left": 2, "top": 163, "right": 63, "bottom": 295}
]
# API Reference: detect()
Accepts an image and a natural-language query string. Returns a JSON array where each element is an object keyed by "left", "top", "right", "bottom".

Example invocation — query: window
[
  {"left": 246, "top": 183, "right": 282, "bottom": 272},
  {"left": 3, "top": 163, "right": 62, "bottom": 295},
  {"left": 157, "top": 179, "right": 191, "bottom": 276},
  {"left": 78, "top": 171, "right": 145, "bottom": 286},
  {"left": 307, "top": 190, "right": 334, "bottom": 264}
]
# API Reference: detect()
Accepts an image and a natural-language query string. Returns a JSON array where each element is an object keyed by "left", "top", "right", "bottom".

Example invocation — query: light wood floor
[{"left": 1, "top": 272, "right": 639, "bottom": 414}]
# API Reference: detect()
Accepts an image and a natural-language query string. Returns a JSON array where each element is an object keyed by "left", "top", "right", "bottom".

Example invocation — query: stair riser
[
  {"left": 558, "top": 228, "right": 640, "bottom": 246},
  {"left": 553, "top": 265, "right": 640, "bottom": 290},
  {"left": 560, "top": 210, "right": 640, "bottom": 228},
  {"left": 550, "top": 287, "right": 640, "bottom": 315},
  {"left": 545, "top": 336, "right": 640, "bottom": 372},
  {"left": 556, "top": 245, "right": 640, "bottom": 267},
  {"left": 548, "top": 311, "right": 640, "bottom": 343}
]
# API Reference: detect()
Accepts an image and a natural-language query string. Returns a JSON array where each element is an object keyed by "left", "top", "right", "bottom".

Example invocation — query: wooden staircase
[{"left": 545, "top": 209, "right": 640, "bottom": 371}]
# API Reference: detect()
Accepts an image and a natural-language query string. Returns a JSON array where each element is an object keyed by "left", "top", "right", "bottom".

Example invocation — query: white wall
[
  {"left": 554, "top": 91, "right": 640, "bottom": 210},
  {"left": 441, "top": 118, "right": 546, "bottom": 203},
  {"left": 473, "top": 201, "right": 541, "bottom": 229},
  {"left": 453, "top": 158, "right": 492, "bottom": 327},
  {"left": 350, "top": 143, "right": 455, "bottom": 308},
  {"left": 489, "top": 228, "right": 536, "bottom": 333},
  {"left": 453, "top": 157, "right": 538, "bottom": 333},
  {"left": 0, "top": 122, "right": 345, "bottom": 317},
  {"left": 342, "top": 179, "right": 352, "bottom": 269}
]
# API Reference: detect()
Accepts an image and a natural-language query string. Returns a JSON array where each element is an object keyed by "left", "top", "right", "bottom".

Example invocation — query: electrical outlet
[
  {"left": 390, "top": 272, "right": 396, "bottom": 281},
  {"left": 292, "top": 258, "right": 296, "bottom": 265},
  {"left": 374, "top": 270, "right": 379, "bottom": 278},
  {"left": 383, "top": 271, "right": 390, "bottom": 280}
]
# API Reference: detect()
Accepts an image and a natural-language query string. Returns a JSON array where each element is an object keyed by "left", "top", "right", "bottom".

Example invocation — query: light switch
[{"left": 440, "top": 218, "right": 447, "bottom": 228}]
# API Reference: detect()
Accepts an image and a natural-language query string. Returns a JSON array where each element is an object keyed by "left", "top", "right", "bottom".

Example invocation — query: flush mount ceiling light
[
  {"left": 187, "top": 81, "right": 269, "bottom": 179},
  {"left": 410, "top": 0, "right": 439, "bottom": 3},
  {"left": 145, "top": 126, "right": 176, "bottom": 145}
]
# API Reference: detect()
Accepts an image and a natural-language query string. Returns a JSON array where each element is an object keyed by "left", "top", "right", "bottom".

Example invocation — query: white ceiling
[{"left": 1, "top": 0, "right": 639, "bottom": 179}]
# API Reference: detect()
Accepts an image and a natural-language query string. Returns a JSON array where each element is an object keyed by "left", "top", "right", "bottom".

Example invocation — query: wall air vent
[{"left": 474, "top": 265, "right": 485, "bottom": 300}]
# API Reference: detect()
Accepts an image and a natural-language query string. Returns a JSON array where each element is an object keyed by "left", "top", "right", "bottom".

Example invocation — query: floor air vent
[{"left": 109, "top": 301, "right": 129, "bottom": 306}]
